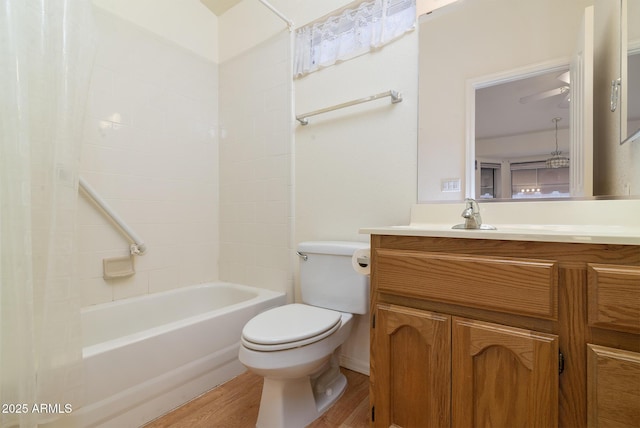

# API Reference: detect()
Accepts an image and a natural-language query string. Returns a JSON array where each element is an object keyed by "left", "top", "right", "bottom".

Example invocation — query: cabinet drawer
[
  {"left": 374, "top": 249, "right": 558, "bottom": 320},
  {"left": 588, "top": 264, "right": 640, "bottom": 334}
]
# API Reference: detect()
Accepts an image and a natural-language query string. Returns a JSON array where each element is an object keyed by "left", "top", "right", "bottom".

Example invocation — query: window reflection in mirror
[
  {"left": 478, "top": 162, "right": 572, "bottom": 200},
  {"left": 510, "top": 163, "right": 570, "bottom": 199}
]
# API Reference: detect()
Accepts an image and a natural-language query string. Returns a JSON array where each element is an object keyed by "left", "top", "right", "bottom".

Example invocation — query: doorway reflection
[{"left": 475, "top": 68, "right": 572, "bottom": 199}]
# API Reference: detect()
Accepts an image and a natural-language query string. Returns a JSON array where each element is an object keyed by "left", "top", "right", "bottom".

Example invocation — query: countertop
[
  {"left": 360, "top": 200, "right": 640, "bottom": 246},
  {"left": 360, "top": 223, "right": 640, "bottom": 245}
]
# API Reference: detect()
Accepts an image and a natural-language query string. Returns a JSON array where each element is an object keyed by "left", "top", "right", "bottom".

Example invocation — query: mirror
[
  {"left": 417, "top": 0, "right": 640, "bottom": 202},
  {"left": 593, "top": 0, "right": 640, "bottom": 195},
  {"left": 616, "top": 0, "right": 640, "bottom": 145},
  {"left": 625, "top": 51, "right": 640, "bottom": 144}
]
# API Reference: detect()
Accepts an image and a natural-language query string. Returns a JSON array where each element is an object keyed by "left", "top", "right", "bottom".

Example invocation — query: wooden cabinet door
[
  {"left": 372, "top": 304, "right": 451, "bottom": 428},
  {"left": 587, "top": 344, "right": 640, "bottom": 428},
  {"left": 452, "top": 317, "right": 559, "bottom": 428}
]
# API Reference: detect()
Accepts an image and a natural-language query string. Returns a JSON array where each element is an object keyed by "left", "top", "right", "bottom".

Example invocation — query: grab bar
[
  {"left": 78, "top": 176, "right": 147, "bottom": 255},
  {"left": 296, "top": 90, "right": 402, "bottom": 125}
]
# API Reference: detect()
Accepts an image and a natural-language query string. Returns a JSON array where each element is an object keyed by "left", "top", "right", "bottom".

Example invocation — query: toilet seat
[{"left": 242, "top": 304, "right": 342, "bottom": 352}]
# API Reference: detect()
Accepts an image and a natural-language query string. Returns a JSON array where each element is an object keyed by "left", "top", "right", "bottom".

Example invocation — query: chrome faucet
[
  {"left": 452, "top": 198, "right": 496, "bottom": 230},
  {"left": 461, "top": 198, "right": 482, "bottom": 228}
]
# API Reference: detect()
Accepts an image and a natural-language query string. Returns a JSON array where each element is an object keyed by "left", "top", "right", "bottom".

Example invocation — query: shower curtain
[{"left": 0, "top": 1, "right": 94, "bottom": 427}]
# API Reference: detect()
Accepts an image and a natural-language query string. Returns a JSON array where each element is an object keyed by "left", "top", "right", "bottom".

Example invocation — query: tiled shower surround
[
  {"left": 78, "top": 9, "right": 292, "bottom": 306},
  {"left": 218, "top": 31, "right": 293, "bottom": 296}
]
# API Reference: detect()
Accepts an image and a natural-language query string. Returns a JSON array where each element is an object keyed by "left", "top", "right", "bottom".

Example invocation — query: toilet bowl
[
  {"left": 238, "top": 241, "right": 369, "bottom": 428},
  {"left": 239, "top": 307, "right": 354, "bottom": 428}
]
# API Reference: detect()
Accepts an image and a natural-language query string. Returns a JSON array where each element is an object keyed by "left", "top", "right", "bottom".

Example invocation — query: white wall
[
  {"left": 294, "top": 34, "right": 418, "bottom": 243},
  {"left": 79, "top": 9, "right": 219, "bottom": 305},
  {"left": 92, "top": 0, "right": 218, "bottom": 62}
]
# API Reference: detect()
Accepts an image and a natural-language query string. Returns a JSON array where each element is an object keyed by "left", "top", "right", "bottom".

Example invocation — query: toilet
[{"left": 238, "top": 241, "right": 370, "bottom": 428}]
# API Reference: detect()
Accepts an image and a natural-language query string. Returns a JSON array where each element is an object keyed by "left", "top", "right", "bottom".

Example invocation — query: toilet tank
[{"left": 297, "top": 241, "right": 370, "bottom": 314}]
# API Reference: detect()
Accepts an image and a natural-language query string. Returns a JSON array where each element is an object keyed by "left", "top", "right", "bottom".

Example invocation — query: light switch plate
[{"left": 441, "top": 178, "right": 461, "bottom": 192}]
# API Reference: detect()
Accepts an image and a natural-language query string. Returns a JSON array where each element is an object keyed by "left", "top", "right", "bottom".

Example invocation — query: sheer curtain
[
  {"left": 294, "top": 0, "right": 415, "bottom": 77},
  {"left": 0, "top": 1, "right": 94, "bottom": 427}
]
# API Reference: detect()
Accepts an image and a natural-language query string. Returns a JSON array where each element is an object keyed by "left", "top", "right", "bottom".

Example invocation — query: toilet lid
[{"left": 242, "top": 304, "right": 341, "bottom": 351}]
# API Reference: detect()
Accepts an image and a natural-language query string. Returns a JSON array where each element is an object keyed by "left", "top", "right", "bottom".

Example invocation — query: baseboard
[{"left": 339, "top": 354, "right": 369, "bottom": 376}]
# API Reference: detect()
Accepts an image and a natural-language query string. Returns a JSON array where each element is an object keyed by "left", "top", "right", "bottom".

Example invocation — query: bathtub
[{"left": 69, "top": 282, "right": 285, "bottom": 428}]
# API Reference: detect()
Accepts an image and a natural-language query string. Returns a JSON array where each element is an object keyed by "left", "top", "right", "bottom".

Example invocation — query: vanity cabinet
[
  {"left": 373, "top": 304, "right": 451, "bottom": 427},
  {"left": 373, "top": 304, "right": 557, "bottom": 427},
  {"left": 586, "top": 263, "right": 640, "bottom": 427},
  {"left": 587, "top": 344, "right": 640, "bottom": 427},
  {"left": 369, "top": 234, "right": 640, "bottom": 428},
  {"left": 452, "top": 317, "right": 558, "bottom": 428}
]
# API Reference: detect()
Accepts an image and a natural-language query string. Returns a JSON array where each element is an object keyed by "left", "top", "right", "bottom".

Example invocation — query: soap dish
[{"left": 103, "top": 255, "right": 135, "bottom": 279}]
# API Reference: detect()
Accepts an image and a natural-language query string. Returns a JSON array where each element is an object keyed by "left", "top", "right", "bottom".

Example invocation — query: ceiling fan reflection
[{"left": 519, "top": 71, "right": 571, "bottom": 108}]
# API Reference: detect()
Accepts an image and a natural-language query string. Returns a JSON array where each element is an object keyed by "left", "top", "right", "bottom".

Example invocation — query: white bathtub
[{"left": 69, "top": 282, "right": 285, "bottom": 428}]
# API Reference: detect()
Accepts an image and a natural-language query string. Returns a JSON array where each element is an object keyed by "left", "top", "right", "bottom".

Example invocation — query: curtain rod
[{"left": 258, "top": 0, "right": 294, "bottom": 31}]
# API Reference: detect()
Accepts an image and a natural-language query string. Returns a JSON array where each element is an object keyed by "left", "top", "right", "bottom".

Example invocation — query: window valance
[{"left": 293, "top": 0, "right": 415, "bottom": 77}]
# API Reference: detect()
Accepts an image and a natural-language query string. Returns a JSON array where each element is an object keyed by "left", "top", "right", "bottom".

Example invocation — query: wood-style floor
[{"left": 144, "top": 368, "right": 370, "bottom": 428}]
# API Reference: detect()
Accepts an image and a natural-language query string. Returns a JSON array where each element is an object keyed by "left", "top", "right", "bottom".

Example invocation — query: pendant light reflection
[{"left": 545, "top": 117, "right": 569, "bottom": 169}]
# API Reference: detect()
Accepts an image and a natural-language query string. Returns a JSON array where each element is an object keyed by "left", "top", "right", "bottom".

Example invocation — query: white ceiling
[
  {"left": 475, "top": 68, "right": 571, "bottom": 140},
  {"left": 200, "top": 0, "right": 242, "bottom": 16},
  {"left": 476, "top": 53, "right": 640, "bottom": 140}
]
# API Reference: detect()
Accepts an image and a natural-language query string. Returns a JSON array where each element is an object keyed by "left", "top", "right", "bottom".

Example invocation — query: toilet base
[{"left": 256, "top": 369, "right": 347, "bottom": 428}]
